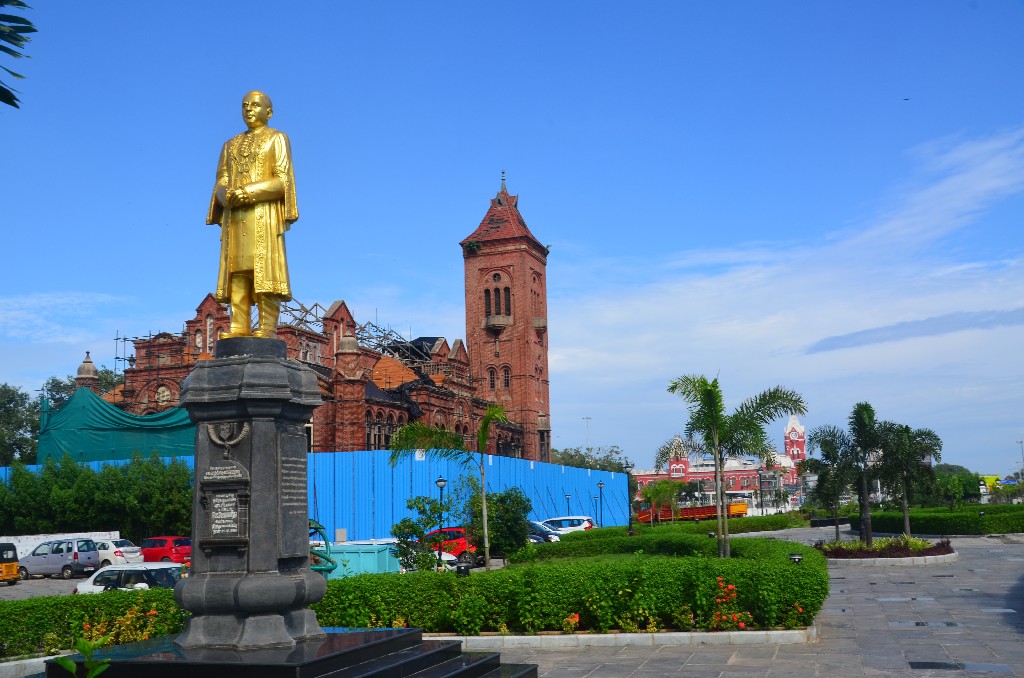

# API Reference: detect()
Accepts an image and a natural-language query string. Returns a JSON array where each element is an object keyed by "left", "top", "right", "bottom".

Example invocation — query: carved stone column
[{"left": 175, "top": 337, "right": 325, "bottom": 649}]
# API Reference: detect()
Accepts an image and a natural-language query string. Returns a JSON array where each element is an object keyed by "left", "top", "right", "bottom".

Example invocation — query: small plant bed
[{"left": 814, "top": 535, "right": 954, "bottom": 559}]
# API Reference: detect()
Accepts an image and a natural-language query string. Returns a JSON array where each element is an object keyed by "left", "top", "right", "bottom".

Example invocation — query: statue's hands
[{"left": 225, "top": 187, "right": 255, "bottom": 208}]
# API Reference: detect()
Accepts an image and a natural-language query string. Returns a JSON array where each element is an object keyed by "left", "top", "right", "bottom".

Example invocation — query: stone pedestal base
[{"left": 44, "top": 629, "right": 539, "bottom": 678}]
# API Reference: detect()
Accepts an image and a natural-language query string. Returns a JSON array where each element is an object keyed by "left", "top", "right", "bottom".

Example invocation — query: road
[{"left": 0, "top": 574, "right": 79, "bottom": 601}]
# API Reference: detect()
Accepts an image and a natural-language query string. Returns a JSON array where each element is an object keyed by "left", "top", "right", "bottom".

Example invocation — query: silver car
[
  {"left": 18, "top": 538, "right": 100, "bottom": 579},
  {"left": 96, "top": 539, "right": 144, "bottom": 567}
]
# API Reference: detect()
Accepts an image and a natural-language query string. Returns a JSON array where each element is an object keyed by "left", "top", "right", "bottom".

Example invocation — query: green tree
[
  {"left": 0, "top": 0, "right": 35, "bottom": 108},
  {"left": 390, "top": 495, "right": 447, "bottom": 571},
  {"left": 876, "top": 422, "right": 942, "bottom": 536},
  {"left": 804, "top": 425, "right": 858, "bottom": 541},
  {"left": 848, "top": 402, "right": 880, "bottom": 546},
  {"left": 667, "top": 375, "right": 806, "bottom": 558},
  {"left": 0, "top": 383, "right": 37, "bottom": 465},
  {"left": 390, "top": 404, "right": 507, "bottom": 569},
  {"left": 641, "top": 478, "right": 681, "bottom": 522},
  {"left": 934, "top": 473, "right": 964, "bottom": 512},
  {"left": 482, "top": 486, "right": 532, "bottom": 560},
  {"left": 550, "top": 445, "right": 632, "bottom": 473}
]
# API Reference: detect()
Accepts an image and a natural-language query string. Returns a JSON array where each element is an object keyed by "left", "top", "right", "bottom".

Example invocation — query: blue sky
[{"left": 3, "top": 2, "right": 1024, "bottom": 475}]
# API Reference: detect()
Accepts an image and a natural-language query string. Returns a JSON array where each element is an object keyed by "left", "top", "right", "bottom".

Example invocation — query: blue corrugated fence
[{"left": 1, "top": 450, "right": 627, "bottom": 542}]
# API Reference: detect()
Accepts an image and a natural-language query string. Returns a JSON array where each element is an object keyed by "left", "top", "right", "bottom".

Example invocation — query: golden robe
[{"left": 207, "top": 125, "right": 298, "bottom": 302}]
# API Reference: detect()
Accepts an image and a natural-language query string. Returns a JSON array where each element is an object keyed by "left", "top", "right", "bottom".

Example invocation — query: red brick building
[
  {"left": 91, "top": 179, "right": 552, "bottom": 460},
  {"left": 634, "top": 415, "right": 808, "bottom": 504}
]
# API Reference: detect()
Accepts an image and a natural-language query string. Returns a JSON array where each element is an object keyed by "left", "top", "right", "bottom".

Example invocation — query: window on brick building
[
  {"left": 488, "top": 369, "right": 496, "bottom": 390},
  {"left": 206, "top": 316, "right": 214, "bottom": 353},
  {"left": 484, "top": 289, "right": 491, "bottom": 316},
  {"left": 493, "top": 287, "right": 501, "bottom": 315},
  {"left": 503, "top": 287, "right": 511, "bottom": 315},
  {"left": 384, "top": 414, "right": 394, "bottom": 448},
  {"left": 503, "top": 368, "right": 510, "bottom": 389},
  {"left": 374, "top": 412, "right": 384, "bottom": 449},
  {"left": 741, "top": 477, "right": 750, "bottom": 488},
  {"left": 365, "top": 411, "right": 372, "bottom": 449}
]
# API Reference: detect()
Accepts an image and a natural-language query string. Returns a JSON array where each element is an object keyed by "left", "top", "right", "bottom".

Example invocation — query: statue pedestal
[
  {"left": 174, "top": 337, "right": 325, "bottom": 649},
  {"left": 43, "top": 629, "right": 539, "bottom": 677}
]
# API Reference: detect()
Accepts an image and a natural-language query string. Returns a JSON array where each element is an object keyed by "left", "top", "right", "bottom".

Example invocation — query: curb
[
  {"left": 827, "top": 551, "right": 959, "bottom": 567},
  {"left": 425, "top": 625, "right": 816, "bottom": 648},
  {"left": 0, "top": 655, "right": 51, "bottom": 677}
]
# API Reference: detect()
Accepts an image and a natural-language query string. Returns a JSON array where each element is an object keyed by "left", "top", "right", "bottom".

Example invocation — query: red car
[
  {"left": 140, "top": 536, "right": 192, "bottom": 564},
  {"left": 422, "top": 527, "right": 479, "bottom": 564}
]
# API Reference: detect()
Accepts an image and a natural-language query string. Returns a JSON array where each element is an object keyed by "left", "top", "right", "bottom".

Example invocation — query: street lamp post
[
  {"left": 1017, "top": 440, "right": 1024, "bottom": 482},
  {"left": 597, "top": 481, "right": 605, "bottom": 527},
  {"left": 565, "top": 493, "right": 571, "bottom": 515},
  {"left": 435, "top": 475, "right": 447, "bottom": 570},
  {"left": 623, "top": 460, "right": 635, "bottom": 536},
  {"left": 757, "top": 471, "right": 764, "bottom": 513}
]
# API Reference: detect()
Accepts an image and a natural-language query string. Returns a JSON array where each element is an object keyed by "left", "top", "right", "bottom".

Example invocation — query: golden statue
[{"left": 207, "top": 90, "right": 297, "bottom": 338}]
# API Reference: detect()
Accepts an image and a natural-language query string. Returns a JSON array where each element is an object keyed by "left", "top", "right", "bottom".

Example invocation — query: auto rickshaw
[{"left": 0, "top": 542, "right": 18, "bottom": 585}]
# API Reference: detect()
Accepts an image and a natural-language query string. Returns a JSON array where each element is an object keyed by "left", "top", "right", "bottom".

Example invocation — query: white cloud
[{"left": 548, "top": 125, "right": 1024, "bottom": 471}]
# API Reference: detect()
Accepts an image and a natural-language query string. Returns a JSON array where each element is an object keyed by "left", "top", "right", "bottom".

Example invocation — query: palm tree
[
  {"left": 0, "top": 1, "right": 36, "bottom": 108},
  {"left": 805, "top": 425, "right": 858, "bottom": 542},
  {"left": 667, "top": 375, "right": 806, "bottom": 558},
  {"left": 877, "top": 422, "right": 942, "bottom": 536},
  {"left": 848, "top": 402, "right": 880, "bottom": 546},
  {"left": 389, "top": 404, "right": 507, "bottom": 570},
  {"left": 641, "top": 478, "right": 681, "bottom": 523}
]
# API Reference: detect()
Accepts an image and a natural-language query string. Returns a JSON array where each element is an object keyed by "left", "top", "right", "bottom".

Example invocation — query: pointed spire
[{"left": 501, "top": 169, "right": 507, "bottom": 193}]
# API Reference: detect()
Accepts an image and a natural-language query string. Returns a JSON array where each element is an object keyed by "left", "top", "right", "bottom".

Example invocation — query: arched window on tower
[
  {"left": 365, "top": 410, "right": 373, "bottom": 449},
  {"left": 503, "top": 368, "right": 510, "bottom": 389},
  {"left": 384, "top": 414, "right": 394, "bottom": 448},
  {"left": 206, "top": 316, "right": 214, "bottom": 353},
  {"left": 488, "top": 369, "right": 496, "bottom": 390},
  {"left": 374, "top": 411, "right": 384, "bottom": 449},
  {"left": 493, "top": 287, "right": 501, "bottom": 315},
  {"left": 504, "top": 288, "right": 511, "bottom": 316},
  {"left": 484, "top": 289, "right": 491, "bottom": 316}
]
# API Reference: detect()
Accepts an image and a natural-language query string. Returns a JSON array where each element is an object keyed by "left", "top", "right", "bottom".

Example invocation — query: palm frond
[
  {"left": 476, "top": 404, "right": 507, "bottom": 454},
  {"left": 388, "top": 422, "right": 468, "bottom": 467}
]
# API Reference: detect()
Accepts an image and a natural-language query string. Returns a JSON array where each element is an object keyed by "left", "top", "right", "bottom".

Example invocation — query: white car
[
  {"left": 72, "top": 562, "right": 187, "bottom": 594},
  {"left": 95, "top": 539, "right": 144, "bottom": 567},
  {"left": 542, "top": 516, "right": 598, "bottom": 534}
]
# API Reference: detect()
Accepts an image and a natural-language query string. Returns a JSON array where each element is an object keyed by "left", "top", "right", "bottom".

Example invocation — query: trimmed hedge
[
  {"left": 0, "top": 589, "right": 186, "bottom": 659},
  {"left": 311, "top": 537, "right": 827, "bottom": 634},
  {"left": 852, "top": 505, "right": 1024, "bottom": 535},
  {"left": 559, "top": 513, "right": 803, "bottom": 543}
]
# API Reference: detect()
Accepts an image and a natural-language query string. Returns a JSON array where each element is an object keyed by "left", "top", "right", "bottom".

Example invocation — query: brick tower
[
  {"left": 784, "top": 414, "right": 806, "bottom": 462},
  {"left": 461, "top": 175, "right": 551, "bottom": 461}
]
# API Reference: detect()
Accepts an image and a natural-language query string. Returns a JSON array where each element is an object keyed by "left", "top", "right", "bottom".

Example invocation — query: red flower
[{"left": 738, "top": 622, "right": 745, "bottom": 629}]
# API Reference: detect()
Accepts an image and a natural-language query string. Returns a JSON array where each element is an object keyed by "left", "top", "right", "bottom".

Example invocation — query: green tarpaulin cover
[{"left": 37, "top": 388, "right": 195, "bottom": 463}]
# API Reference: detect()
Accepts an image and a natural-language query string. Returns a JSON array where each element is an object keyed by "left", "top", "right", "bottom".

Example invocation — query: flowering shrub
[
  {"left": 81, "top": 597, "right": 161, "bottom": 645},
  {"left": 702, "top": 577, "right": 754, "bottom": 632},
  {"left": 562, "top": 612, "right": 580, "bottom": 633}
]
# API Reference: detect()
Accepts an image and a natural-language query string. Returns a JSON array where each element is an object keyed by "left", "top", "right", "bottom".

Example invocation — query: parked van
[
  {"left": 18, "top": 538, "right": 100, "bottom": 579},
  {"left": 0, "top": 543, "right": 18, "bottom": 585}
]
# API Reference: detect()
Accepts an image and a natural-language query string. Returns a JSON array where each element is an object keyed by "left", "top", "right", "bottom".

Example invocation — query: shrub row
[
  {"left": 510, "top": 531, "right": 717, "bottom": 562},
  {"left": 559, "top": 512, "right": 803, "bottom": 543},
  {"left": 853, "top": 505, "right": 1024, "bottom": 535},
  {"left": 312, "top": 537, "right": 827, "bottom": 634},
  {"left": 0, "top": 589, "right": 186, "bottom": 659}
]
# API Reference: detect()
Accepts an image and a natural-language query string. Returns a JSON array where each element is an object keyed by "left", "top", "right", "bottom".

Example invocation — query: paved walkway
[{"left": 497, "top": 527, "right": 1024, "bottom": 676}]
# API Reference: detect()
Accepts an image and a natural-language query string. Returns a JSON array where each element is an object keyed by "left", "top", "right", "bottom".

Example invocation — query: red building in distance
[{"left": 634, "top": 415, "right": 808, "bottom": 507}]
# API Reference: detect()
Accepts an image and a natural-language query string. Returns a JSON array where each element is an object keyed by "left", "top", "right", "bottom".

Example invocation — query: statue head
[{"left": 241, "top": 90, "right": 273, "bottom": 130}]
